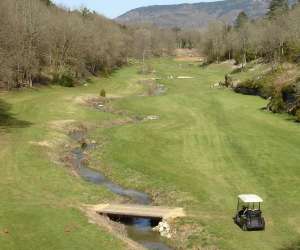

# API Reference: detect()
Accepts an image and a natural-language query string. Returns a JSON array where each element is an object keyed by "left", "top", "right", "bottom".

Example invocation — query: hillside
[{"left": 116, "top": 0, "right": 296, "bottom": 28}]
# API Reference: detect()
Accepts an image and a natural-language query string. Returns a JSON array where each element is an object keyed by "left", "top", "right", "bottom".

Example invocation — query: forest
[
  {"left": 1, "top": 0, "right": 299, "bottom": 90},
  {"left": 198, "top": 0, "right": 300, "bottom": 65},
  {"left": 0, "top": 0, "right": 176, "bottom": 89}
]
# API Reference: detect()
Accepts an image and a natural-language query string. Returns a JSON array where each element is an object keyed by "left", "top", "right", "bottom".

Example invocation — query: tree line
[
  {"left": 2, "top": 0, "right": 298, "bottom": 90},
  {"left": 197, "top": 0, "right": 300, "bottom": 66},
  {"left": 0, "top": 0, "right": 177, "bottom": 89}
]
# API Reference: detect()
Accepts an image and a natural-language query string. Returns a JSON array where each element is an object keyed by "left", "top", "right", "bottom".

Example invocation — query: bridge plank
[{"left": 92, "top": 204, "right": 185, "bottom": 219}]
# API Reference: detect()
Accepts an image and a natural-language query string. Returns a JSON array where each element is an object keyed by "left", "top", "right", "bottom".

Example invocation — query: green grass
[{"left": 1, "top": 59, "right": 300, "bottom": 249}]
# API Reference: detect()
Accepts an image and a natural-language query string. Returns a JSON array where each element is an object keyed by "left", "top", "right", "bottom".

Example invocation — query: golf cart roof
[{"left": 238, "top": 194, "right": 263, "bottom": 203}]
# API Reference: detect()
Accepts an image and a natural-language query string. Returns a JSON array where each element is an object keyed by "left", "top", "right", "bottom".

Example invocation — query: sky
[{"left": 52, "top": 0, "right": 218, "bottom": 18}]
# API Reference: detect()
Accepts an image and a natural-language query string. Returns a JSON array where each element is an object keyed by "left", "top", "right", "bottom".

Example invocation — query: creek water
[{"left": 69, "top": 131, "right": 172, "bottom": 250}]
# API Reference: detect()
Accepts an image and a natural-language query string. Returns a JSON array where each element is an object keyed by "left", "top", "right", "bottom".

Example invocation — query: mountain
[{"left": 116, "top": 0, "right": 296, "bottom": 29}]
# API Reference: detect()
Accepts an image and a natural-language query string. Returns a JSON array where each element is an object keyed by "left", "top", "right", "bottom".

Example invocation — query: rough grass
[{"left": 1, "top": 59, "right": 300, "bottom": 249}]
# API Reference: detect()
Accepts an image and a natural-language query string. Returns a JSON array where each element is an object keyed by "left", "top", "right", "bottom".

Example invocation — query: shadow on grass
[
  {"left": 0, "top": 99, "right": 32, "bottom": 131},
  {"left": 279, "top": 240, "right": 300, "bottom": 250}
]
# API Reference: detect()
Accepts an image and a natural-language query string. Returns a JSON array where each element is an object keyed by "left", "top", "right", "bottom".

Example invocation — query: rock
[
  {"left": 212, "top": 82, "right": 222, "bottom": 88},
  {"left": 144, "top": 115, "right": 160, "bottom": 121},
  {"left": 231, "top": 80, "right": 240, "bottom": 88},
  {"left": 153, "top": 221, "right": 172, "bottom": 238},
  {"left": 177, "top": 76, "right": 194, "bottom": 79}
]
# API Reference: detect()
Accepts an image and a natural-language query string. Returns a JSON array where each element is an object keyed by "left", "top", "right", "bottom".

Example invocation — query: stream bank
[{"left": 66, "top": 127, "right": 172, "bottom": 250}]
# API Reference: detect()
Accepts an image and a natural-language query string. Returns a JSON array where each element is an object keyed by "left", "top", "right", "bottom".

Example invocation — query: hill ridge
[{"left": 116, "top": 0, "right": 295, "bottom": 28}]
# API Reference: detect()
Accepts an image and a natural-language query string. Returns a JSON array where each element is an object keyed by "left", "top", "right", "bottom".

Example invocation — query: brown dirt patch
[
  {"left": 29, "top": 140, "right": 54, "bottom": 148},
  {"left": 74, "top": 94, "right": 99, "bottom": 105},
  {"left": 175, "top": 49, "right": 204, "bottom": 62},
  {"left": 101, "top": 118, "right": 138, "bottom": 129},
  {"left": 170, "top": 218, "right": 219, "bottom": 250},
  {"left": 175, "top": 56, "right": 203, "bottom": 62},
  {"left": 49, "top": 120, "right": 77, "bottom": 130}
]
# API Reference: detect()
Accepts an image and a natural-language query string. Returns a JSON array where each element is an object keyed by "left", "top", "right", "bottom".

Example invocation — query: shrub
[
  {"left": 224, "top": 74, "right": 233, "bottom": 87},
  {"left": 53, "top": 72, "right": 75, "bottom": 87},
  {"left": 268, "top": 93, "right": 285, "bottom": 113},
  {"left": 296, "top": 109, "right": 300, "bottom": 122},
  {"left": 286, "top": 42, "right": 300, "bottom": 63},
  {"left": 100, "top": 89, "right": 106, "bottom": 98}
]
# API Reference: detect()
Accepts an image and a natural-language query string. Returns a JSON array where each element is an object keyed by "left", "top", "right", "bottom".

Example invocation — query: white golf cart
[{"left": 233, "top": 194, "right": 265, "bottom": 231}]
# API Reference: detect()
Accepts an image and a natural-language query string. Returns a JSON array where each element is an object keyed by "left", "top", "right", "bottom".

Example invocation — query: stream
[{"left": 69, "top": 131, "right": 172, "bottom": 250}]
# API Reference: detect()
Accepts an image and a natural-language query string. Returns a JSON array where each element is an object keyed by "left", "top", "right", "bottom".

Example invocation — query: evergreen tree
[
  {"left": 40, "top": 0, "right": 53, "bottom": 6},
  {"left": 80, "top": 7, "right": 91, "bottom": 17},
  {"left": 267, "top": 0, "right": 289, "bottom": 18},
  {"left": 235, "top": 12, "right": 249, "bottom": 29},
  {"left": 292, "top": 0, "right": 300, "bottom": 9}
]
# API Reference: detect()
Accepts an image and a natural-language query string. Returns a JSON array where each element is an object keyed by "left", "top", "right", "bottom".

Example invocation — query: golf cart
[{"left": 233, "top": 194, "right": 265, "bottom": 231}]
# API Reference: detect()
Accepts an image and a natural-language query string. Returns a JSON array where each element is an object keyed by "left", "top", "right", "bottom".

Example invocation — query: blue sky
[{"left": 52, "top": 0, "right": 217, "bottom": 18}]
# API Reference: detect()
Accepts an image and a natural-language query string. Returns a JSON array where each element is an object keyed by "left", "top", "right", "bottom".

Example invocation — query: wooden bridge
[{"left": 90, "top": 204, "right": 185, "bottom": 219}]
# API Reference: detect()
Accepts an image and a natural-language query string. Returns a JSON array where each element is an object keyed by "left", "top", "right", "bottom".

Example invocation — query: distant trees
[
  {"left": 235, "top": 11, "right": 249, "bottom": 29},
  {"left": 201, "top": 22, "right": 228, "bottom": 63},
  {"left": 4, "top": 0, "right": 299, "bottom": 91},
  {"left": 0, "top": 0, "right": 177, "bottom": 90},
  {"left": 267, "top": 0, "right": 289, "bottom": 18},
  {"left": 40, "top": 0, "right": 53, "bottom": 6},
  {"left": 197, "top": 1, "right": 300, "bottom": 66}
]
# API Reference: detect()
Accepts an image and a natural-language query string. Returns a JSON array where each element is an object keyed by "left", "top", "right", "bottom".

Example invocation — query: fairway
[{"left": 1, "top": 59, "right": 300, "bottom": 250}]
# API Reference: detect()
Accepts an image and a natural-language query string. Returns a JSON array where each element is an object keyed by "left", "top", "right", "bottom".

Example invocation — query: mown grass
[
  {"left": 0, "top": 67, "right": 144, "bottom": 250},
  {"left": 1, "top": 59, "right": 300, "bottom": 250}
]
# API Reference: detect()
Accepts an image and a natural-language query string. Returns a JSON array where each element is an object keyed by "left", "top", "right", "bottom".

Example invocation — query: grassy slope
[
  {"left": 1, "top": 59, "right": 300, "bottom": 249},
  {"left": 0, "top": 67, "right": 144, "bottom": 250},
  {"left": 91, "top": 59, "right": 300, "bottom": 249}
]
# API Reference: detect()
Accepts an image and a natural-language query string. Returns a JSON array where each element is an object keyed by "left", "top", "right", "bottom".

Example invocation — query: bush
[
  {"left": 224, "top": 74, "right": 233, "bottom": 87},
  {"left": 286, "top": 42, "right": 300, "bottom": 63},
  {"left": 268, "top": 95, "right": 285, "bottom": 113},
  {"left": 100, "top": 89, "right": 106, "bottom": 97},
  {"left": 296, "top": 110, "right": 300, "bottom": 122},
  {"left": 53, "top": 73, "right": 75, "bottom": 87}
]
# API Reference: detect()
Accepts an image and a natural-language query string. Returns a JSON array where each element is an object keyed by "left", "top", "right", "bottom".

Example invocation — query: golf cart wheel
[{"left": 242, "top": 223, "right": 248, "bottom": 231}]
